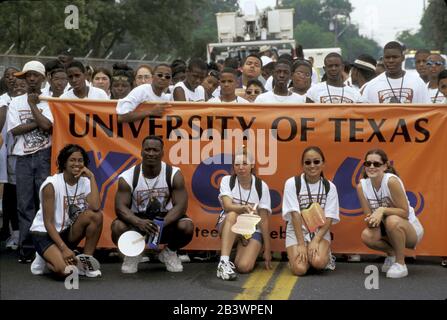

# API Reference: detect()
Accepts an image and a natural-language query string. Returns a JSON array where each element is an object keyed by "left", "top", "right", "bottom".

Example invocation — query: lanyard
[
  {"left": 385, "top": 74, "right": 405, "bottom": 103},
  {"left": 304, "top": 175, "right": 323, "bottom": 206},
  {"left": 238, "top": 176, "right": 253, "bottom": 205},
  {"left": 326, "top": 82, "right": 344, "bottom": 104}
]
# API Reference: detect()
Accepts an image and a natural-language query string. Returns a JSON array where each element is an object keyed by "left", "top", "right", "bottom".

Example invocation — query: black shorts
[{"left": 31, "top": 228, "right": 77, "bottom": 256}]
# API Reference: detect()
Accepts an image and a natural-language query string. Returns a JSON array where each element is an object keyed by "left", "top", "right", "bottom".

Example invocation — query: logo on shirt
[
  {"left": 332, "top": 157, "right": 425, "bottom": 217},
  {"left": 19, "top": 110, "right": 51, "bottom": 153},
  {"left": 378, "top": 88, "right": 414, "bottom": 103}
]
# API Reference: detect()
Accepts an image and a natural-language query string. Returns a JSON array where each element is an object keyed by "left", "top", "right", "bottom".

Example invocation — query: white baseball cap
[
  {"left": 260, "top": 55, "right": 273, "bottom": 66},
  {"left": 14, "top": 61, "right": 46, "bottom": 78}
]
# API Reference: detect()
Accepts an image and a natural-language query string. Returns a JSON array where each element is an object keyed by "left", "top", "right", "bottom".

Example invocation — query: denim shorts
[{"left": 31, "top": 228, "right": 75, "bottom": 256}]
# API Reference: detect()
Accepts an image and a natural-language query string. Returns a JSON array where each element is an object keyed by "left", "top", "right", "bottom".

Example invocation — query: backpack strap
[
  {"left": 294, "top": 175, "right": 301, "bottom": 202},
  {"left": 229, "top": 174, "right": 236, "bottom": 190},
  {"left": 165, "top": 163, "right": 173, "bottom": 202},
  {"left": 322, "top": 178, "right": 330, "bottom": 195},
  {"left": 132, "top": 163, "right": 141, "bottom": 197},
  {"left": 255, "top": 176, "right": 263, "bottom": 200}
]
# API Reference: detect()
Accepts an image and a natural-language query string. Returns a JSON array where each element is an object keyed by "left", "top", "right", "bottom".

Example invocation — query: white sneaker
[
  {"left": 178, "top": 254, "right": 190, "bottom": 263},
  {"left": 30, "top": 253, "right": 50, "bottom": 275},
  {"left": 217, "top": 260, "right": 237, "bottom": 280},
  {"left": 347, "top": 254, "right": 361, "bottom": 262},
  {"left": 158, "top": 247, "right": 183, "bottom": 272},
  {"left": 386, "top": 263, "right": 408, "bottom": 278},
  {"left": 325, "top": 254, "right": 336, "bottom": 271},
  {"left": 77, "top": 254, "right": 101, "bottom": 278},
  {"left": 121, "top": 254, "right": 142, "bottom": 274},
  {"left": 381, "top": 256, "right": 396, "bottom": 273},
  {"left": 5, "top": 230, "right": 19, "bottom": 250}
]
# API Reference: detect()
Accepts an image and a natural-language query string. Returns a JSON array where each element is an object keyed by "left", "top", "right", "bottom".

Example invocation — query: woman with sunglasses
[
  {"left": 357, "top": 149, "right": 424, "bottom": 278},
  {"left": 426, "top": 54, "right": 446, "bottom": 104},
  {"left": 216, "top": 147, "right": 272, "bottom": 281},
  {"left": 244, "top": 79, "right": 265, "bottom": 103},
  {"left": 29, "top": 144, "right": 103, "bottom": 278},
  {"left": 116, "top": 64, "right": 171, "bottom": 123},
  {"left": 282, "top": 146, "right": 339, "bottom": 276}
]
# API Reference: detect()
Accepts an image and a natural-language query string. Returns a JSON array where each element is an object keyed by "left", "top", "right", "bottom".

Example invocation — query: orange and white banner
[{"left": 49, "top": 100, "right": 447, "bottom": 256}]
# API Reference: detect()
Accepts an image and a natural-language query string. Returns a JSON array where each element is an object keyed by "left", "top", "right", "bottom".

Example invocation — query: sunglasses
[
  {"left": 155, "top": 73, "right": 172, "bottom": 80},
  {"left": 304, "top": 159, "right": 322, "bottom": 166},
  {"left": 246, "top": 89, "right": 261, "bottom": 95},
  {"left": 363, "top": 161, "right": 384, "bottom": 168},
  {"left": 426, "top": 61, "right": 445, "bottom": 66}
]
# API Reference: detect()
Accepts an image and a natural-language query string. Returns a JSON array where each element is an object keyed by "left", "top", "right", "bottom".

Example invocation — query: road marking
[
  {"left": 266, "top": 264, "right": 298, "bottom": 300},
  {"left": 234, "top": 262, "right": 279, "bottom": 300}
]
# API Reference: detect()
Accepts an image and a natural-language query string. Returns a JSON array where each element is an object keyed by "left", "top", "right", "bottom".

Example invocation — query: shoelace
[{"left": 222, "top": 261, "right": 236, "bottom": 273}]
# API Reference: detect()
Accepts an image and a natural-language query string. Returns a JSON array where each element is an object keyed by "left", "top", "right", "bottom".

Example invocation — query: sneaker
[
  {"left": 381, "top": 256, "right": 396, "bottom": 273},
  {"left": 158, "top": 247, "right": 183, "bottom": 272},
  {"left": 217, "top": 260, "right": 237, "bottom": 281},
  {"left": 18, "top": 251, "right": 34, "bottom": 264},
  {"left": 121, "top": 254, "right": 142, "bottom": 274},
  {"left": 325, "top": 254, "right": 336, "bottom": 271},
  {"left": 140, "top": 256, "right": 150, "bottom": 263},
  {"left": 178, "top": 254, "right": 191, "bottom": 263},
  {"left": 386, "top": 263, "right": 408, "bottom": 278},
  {"left": 30, "top": 253, "right": 50, "bottom": 275},
  {"left": 76, "top": 254, "right": 101, "bottom": 278},
  {"left": 347, "top": 254, "right": 361, "bottom": 262},
  {"left": 5, "top": 231, "right": 19, "bottom": 250}
]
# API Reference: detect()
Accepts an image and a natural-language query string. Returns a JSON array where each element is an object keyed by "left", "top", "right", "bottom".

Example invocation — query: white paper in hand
[
  {"left": 118, "top": 231, "right": 146, "bottom": 257},
  {"left": 231, "top": 204, "right": 260, "bottom": 236}
]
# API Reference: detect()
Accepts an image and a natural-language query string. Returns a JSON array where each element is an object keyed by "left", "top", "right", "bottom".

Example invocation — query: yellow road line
[
  {"left": 234, "top": 262, "right": 279, "bottom": 300},
  {"left": 266, "top": 265, "right": 298, "bottom": 300}
]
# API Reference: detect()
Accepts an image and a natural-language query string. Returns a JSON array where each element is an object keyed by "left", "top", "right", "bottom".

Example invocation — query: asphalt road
[{"left": 1, "top": 248, "right": 446, "bottom": 301}]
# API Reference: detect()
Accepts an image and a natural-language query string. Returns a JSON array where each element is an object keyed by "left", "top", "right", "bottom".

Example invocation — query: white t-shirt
[
  {"left": 264, "top": 76, "right": 292, "bottom": 92},
  {"left": 119, "top": 162, "right": 180, "bottom": 214},
  {"left": 60, "top": 86, "right": 109, "bottom": 100},
  {"left": 173, "top": 82, "right": 205, "bottom": 102},
  {"left": 360, "top": 173, "right": 417, "bottom": 223},
  {"left": 361, "top": 72, "right": 430, "bottom": 103},
  {"left": 306, "top": 82, "right": 361, "bottom": 103},
  {"left": 116, "top": 84, "right": 171, "bottom": 115},
  {"left": 218, "top": 175, "right": 271, "bottom": 214},
  {"left": 0, "top": 93, "right": 11, "bottom": 183},
  {"left": 254, "top": 91, "right": 306, "bottom": 104},
  {"left": 6, "top": 94, "right": 53, "bottom": 156},
  {"left": 208, "top": 96, "right": 249, "bottom": 103},
  {"left": 41, "top": 83, "right": 70, "bottom": 97},
  {"left": 282, "top": 174, "right": 340, "bottom": 233},
  {"left": 30, "top": 174, "right": 92, "bottom": 232},
  {"left": 427, "top": 86, "right": 446, "bottom": 104}
]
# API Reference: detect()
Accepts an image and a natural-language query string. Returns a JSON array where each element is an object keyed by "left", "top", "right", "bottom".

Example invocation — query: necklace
[
  {"left": 238, "top": 176, "right": 253, "bottom": 205},
  {"left": 371, "top": 180, "right": 384, "bottom": 208},
  {"left": 326, "top": 82, "right": 344, "bottom": 103},
  {"left": 385, "top": 73, "right": 405, "bottom": 103}
]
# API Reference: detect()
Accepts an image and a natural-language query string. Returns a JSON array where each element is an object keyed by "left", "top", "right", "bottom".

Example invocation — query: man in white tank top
[{"left": 111, "top": 135, "right": 194, "bottom": 274}]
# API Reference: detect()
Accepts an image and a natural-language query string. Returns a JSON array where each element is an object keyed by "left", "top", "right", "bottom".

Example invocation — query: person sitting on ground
[
  {"left": 111, "top": 135, "right": 194, "bottom": 274},
  {"left": 29, "top": 144, "right": 103, "bottom": 278},
  {"left": 282, "top": 146, "right": 340, "bottom": 276},
  {"left": 216, "top": 147, "right": 272, "bottom": 281},
  {"left": 60, "top": 61, "right": 109, "bottom": 100},
  {"left": 357, "top": 148, "right": 424, "bottom": 278},
  {"left": 208, "top": 68, "right": 249, "bottom": 103},
  {"left": 116, "top": 64, "right": 171, "bottom": 123},
  {"left": 173, "top": 58, "right": 207, "bottom": 102}
]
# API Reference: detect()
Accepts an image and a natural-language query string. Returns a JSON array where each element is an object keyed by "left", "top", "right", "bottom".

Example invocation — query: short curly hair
[{"left": 56, "top": 144, "right": 90, "bottom": 173}]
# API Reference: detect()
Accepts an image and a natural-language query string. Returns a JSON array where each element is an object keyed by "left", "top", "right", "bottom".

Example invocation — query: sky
[{"left": 239, "top": 0, "right": 425, "bottom": 46}]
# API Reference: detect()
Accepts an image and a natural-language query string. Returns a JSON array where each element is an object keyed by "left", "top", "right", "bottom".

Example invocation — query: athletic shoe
[
  {"left": 325, "top": 254, "right": 336, "bottom": 271},
  {"left": 158, "top": 247, "right": 183, "bottom": 272},
  {"left": 347, "top": 254, "right": 361, "bottom": 262},
  {"left": 217, "top": 260, "right": 237, "bottom": 280},
  {"left": 121, "top": 254, "right": 142, "bottom": 274},
  {"left": 178, "top": 254, "right": 191, "bottom": 263},
  {"left": 140, "top": 256, "right": 150, "bottom": 263},
  {"left": 30, "top": 253, "right": 50, "bottom": 275},
  {"left": 77, "top": 254, "right": 101, "bottom": 278},
  {"left": 5, "top": 230, "right": 19, "bottom": 250},
  {"left": 386, "top": 263, "right": 408, "bottom": 278},
  {"left": 381, "top": 256, "right": 396, "bottom": 273}
]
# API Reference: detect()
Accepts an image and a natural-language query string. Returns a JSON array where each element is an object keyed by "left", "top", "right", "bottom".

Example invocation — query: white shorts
[
  {"left": 410, "top": 217, "right": 424, "bottom": 246},
  {"left": 285, "top": 220, "right": 331, "bottom": 248}
]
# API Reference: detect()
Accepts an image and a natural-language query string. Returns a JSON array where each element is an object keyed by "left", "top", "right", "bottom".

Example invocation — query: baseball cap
[
  {"left": 14, "top": 61, "right": 46, "bottom": 78},
  {"left": 351, "top": 54, "right": 377, "bottom": 72},
  {"left": 260, "top": 55, "right": 273, "bottom": 66},
  {"left": 259, "top": 45, "right": 271, "bottom": 53}
]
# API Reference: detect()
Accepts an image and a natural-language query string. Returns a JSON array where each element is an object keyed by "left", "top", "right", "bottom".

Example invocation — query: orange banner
[{"left": 48, "top": 100, "right": 447, "bottom": 256}]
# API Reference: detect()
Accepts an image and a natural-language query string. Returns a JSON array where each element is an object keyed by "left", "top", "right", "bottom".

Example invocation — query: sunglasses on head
[
  {"left": 155, "top": 73, "right": 172, "bottom": 80},
  {"left": 363, "top": 161, "right": 384, "bottom": 168},
  {"left": 246, "top": 89, "right": 261, "bottom": 95},
  {"left": 426, "top": 60, "right": 445, "bottom": 66},
  {"left": 304, "top": 159, "right": 322, "bottom": 166}
]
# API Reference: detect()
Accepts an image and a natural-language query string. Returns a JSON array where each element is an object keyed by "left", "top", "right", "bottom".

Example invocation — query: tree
[
  {"left": 420, "top": 0, "right": 447, "bottom": 51},
  {"left": 397, "top": 30, "right": 430, "bottom": 51}
]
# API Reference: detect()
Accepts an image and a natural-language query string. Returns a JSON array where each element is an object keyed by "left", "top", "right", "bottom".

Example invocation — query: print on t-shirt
[
  {"left": 64, "top": 192, "right": 88, "bottom": 226},
  {"left": 298, "top": 192, "right": 328, "bottom": 210},
  {"left": 319, "top": 95, "right": 354, "bottom": 104},
  {"left": 19, "top": 110, "right": 50, "bottom": 153},
  {"left": 366, "top": 195, "right": 392, "bottom": 211},
  {"left": 378, "top": 88, "right": 414, "bottom": 103},
  {"left": 134, "top": 187, "right": 170, "bottom": 214}
]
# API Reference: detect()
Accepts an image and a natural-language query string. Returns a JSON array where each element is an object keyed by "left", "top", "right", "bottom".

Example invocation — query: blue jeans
[{"left": 16, "top": 147, "right": 51, "bottom": 257}]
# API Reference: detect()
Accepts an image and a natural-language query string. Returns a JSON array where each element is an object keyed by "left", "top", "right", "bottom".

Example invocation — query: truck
[{"left": 207, "top": 0, "right": 296, "bottom": 63}]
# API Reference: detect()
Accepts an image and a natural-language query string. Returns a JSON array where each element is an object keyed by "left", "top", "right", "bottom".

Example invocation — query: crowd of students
[{"left": 0, "top": 40, "right": 446, "bottom": 281}]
